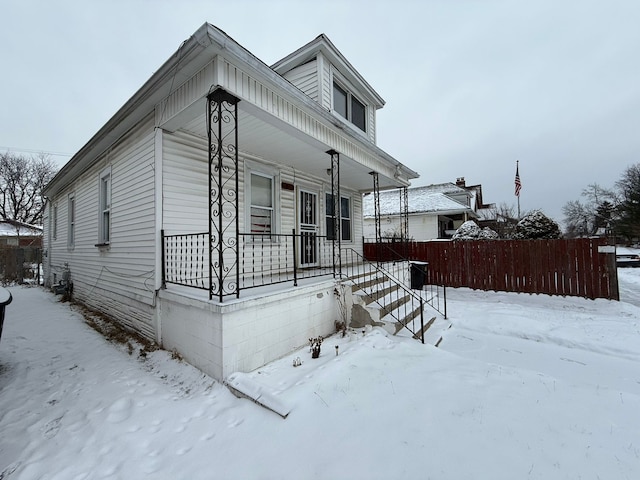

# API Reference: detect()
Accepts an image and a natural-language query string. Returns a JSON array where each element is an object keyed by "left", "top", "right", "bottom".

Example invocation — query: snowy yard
[{"left": 1, "top": 270, "right": 640, "bottom": 480}]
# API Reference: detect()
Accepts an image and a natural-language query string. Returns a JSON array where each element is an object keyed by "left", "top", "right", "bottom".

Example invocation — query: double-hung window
[
  {"left": 98, "top": 167, "right": 111, "bottom": 244},
  {"left": 250, "top": 172, "right": 274, "bottom": 235},
  {"left": 333, "top": 81, "right": 367, "bottom": 132},
  {"left": 325, "top": 193, "right": 352, "bottom": 241},
  {"left": 52, "top": 203, "right": 58, "bottom": 240},
  {"left": 340, "top": 196, "right": 352, "bottom": 241},
  {"left": 68, "top": 194, "right": 75, "bottom": 248}
]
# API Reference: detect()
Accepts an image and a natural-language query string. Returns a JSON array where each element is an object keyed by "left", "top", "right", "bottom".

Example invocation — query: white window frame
[
  {"left": 245, "top": 162, "right": 280, "bottom": 240},
  {"left": 340, "top": 195, "right": 352, "bottom": 242},
  {"left": 98, "top": 166, "right": 111, "bottom": 245},
  {"left": 67, "top": 193, "right": 75, "bottom": 249},
  {"left": 332, "top": 78, "right": 367, "bottom": 133},
  {"left": 325, "top": 192, "right": 353, "bottom": 242},
  {"left": 52, "top": 203, "right": 58, "bottom": 240}
]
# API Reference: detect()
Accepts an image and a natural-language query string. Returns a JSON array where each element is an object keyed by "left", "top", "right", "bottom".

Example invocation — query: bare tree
[
  {"left": 562, "top": 183, "right": 616, "bottom": 237},
  {"left": 615, "top": 163, "right": 640, "bottom": 242},
  {"left": 489, "top": 202, "right": 520, "bottom": 238},
  {"left": 0, "top": 152, "right": 58, "bottom": 225},
  {"left": 562, "top": 200, "right": 591, "bottom": 237}
]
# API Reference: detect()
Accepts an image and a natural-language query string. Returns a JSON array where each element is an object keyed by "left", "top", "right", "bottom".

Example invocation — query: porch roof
[{"left": 45, "top": 23, "right": 418, "bottom": 198}]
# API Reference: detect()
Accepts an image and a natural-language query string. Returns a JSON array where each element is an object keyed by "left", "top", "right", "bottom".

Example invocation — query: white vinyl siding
[
  {"left": 363, "top": 214, "right": 439, "bottom": 242},
  {"left": 319, "top": 54, "right": 332, "bottom": 111},
  {"left": 281, "top": 58, "right": 319, "bottom": 102},
  {"left": 48, "top": 113, "right": 157, "bottom": 339},
  {"left": 218, "top": 58, "right": 386, "bottom": 171},
  {"left": 162, "top": 131, "right": 210, "bottom": 234}
]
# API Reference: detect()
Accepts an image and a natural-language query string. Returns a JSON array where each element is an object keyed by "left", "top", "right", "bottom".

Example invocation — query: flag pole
[
  {"left": 517, "top": 161, "right": 520, "bottom": 220},
  {"left": 515, "top": 160, "right": 522, "bottom": 219}
]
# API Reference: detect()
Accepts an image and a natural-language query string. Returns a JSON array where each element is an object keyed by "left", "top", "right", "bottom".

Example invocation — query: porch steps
[
  {"left": 391, "top": 304, "right": 423, "bottom": 335},
  {"left": 365, "top": 283, "right": 402, "bottom": 307},
  {"left": 351, "top": 272, "right": 388, "bottom": 292},
  {"left": 380, "top": 293, "right": 412, "bottom": 318},
  {"left": 347, "top": 267, "right": 448, "bottom": 347}
]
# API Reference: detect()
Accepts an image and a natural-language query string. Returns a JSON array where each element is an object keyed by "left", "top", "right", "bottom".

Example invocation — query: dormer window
[{"left": 333, "top": 82, "right": 366, "bottom": 132}]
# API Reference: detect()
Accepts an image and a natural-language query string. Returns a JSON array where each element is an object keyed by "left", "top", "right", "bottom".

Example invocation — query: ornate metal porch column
[
  {"left": 328, "top": 150, "right": 341, "bottom": 277},
  {"left": 207, "top": 88, "right": 240, "bottom": 301},
  {"left": 370, "top": 171, "right": 381, "bottom": 244},
  {"left": 400, "top": 185, "right": 409, "bottom": 258}
]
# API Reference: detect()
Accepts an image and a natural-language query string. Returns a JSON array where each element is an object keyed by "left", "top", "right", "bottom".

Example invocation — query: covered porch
[{"left": 157, "top": 85, "right": 414, "bottom": 302}]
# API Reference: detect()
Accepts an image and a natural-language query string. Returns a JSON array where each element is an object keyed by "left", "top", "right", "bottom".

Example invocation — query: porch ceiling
[{"left": 178, "top": 101, "right": 404, "bottom": 192}]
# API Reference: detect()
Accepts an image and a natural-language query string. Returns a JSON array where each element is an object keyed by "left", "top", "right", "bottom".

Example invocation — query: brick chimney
[{"left": 456, "top": 177, "right": 466, "bottom": 187}]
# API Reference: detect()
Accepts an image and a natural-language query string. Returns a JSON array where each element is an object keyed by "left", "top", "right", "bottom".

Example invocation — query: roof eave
[
  {"left": 271, "top": 34, "right": 385, "bottom": 108},
  {"left": 45, "top": 23, "right": 218, "bottom": 198}
]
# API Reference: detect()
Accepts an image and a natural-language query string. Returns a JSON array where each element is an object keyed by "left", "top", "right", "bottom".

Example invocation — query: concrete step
[{"left": 362, "top": 282, "right": 401, "bottom": 306}]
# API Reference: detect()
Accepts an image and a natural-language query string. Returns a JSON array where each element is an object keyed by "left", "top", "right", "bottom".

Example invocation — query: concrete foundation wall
[{"left": 157, "top": 280, "right": 340, "bottom": 381}]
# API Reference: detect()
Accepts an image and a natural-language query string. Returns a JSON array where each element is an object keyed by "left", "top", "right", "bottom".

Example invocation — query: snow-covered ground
[{"left": 1, "top": 270, "right": 640, "bottom": 480}]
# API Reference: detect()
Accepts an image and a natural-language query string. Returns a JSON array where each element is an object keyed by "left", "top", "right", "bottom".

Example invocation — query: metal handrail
[{"left": 341, "top": 247, "right": 427, "bottom": 343}]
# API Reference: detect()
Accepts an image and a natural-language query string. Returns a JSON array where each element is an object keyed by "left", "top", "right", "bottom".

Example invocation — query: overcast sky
[{"left": 2, "top": 0, "right": 639, "bottom": 224}]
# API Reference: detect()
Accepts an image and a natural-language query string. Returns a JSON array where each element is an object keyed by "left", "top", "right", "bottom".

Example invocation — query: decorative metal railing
[
  {"left": 342, "top": 247, "right": 446, "bottom": 322},
  {"left": 340, "top": 248, "right": 427, "bottom": 342},
  {"left": 162, "top": 230, "right": 335, "bottom": 297},
  {"left": 162, "top": 232, "right": 209, "bottom": 290},
  {"left": 362, "top": 237, "right": 446, "bottom": 318}
]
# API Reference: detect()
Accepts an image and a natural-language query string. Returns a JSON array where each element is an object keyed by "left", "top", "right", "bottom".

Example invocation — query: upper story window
[
  {"left": 98, "top": 167, "right": 111, "bottom": 244},
  {"left": 333, "top": 82, "right": 367, "bottom": 132}
]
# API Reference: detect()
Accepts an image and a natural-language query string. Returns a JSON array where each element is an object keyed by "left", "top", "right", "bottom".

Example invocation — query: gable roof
[
  {"left": 271, "top": 34, "right": 385, "bottom": 108},
  {"left": 45, "top": 23, "right": 418, "bottom": 198}
]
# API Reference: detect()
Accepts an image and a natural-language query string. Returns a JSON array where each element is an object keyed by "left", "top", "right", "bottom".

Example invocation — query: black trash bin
[
  {"left": 409, "top": 261, "right": 428, "bottom": 290},
  {"left": 0, "top": 287, "right": 12, "bottom": 343}
]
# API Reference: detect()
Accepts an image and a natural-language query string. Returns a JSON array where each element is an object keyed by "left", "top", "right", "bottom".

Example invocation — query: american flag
[{"left": 515, "top": 163, "right": 522, "bottom": 197}]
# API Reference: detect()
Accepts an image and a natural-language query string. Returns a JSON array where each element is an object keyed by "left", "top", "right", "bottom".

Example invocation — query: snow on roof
[
  {"left": 0, "top": 221, "right": 42, "bottom": 237},
  {"left": 422, "top": 182, "right": 469, "bottom": 195},
  {"left": 363, "top": 185, "right": 473, "bottom": 217}
]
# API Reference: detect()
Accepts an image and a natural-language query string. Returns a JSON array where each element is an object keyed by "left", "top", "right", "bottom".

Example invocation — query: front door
[{"left": 299, "top": 190, "right": 318, "bottom": 267}]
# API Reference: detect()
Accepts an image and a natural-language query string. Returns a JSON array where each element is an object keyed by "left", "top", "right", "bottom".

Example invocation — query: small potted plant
[{"left": 309, "top": 336, "right": 323, "bottom": 358}]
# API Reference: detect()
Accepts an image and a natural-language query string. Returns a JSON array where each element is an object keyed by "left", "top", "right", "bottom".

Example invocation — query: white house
[
  {"left": 43, "top": 23, "right": 422, "bottom": 381},
  {"left": 363, "top": 182, "right": 478, "bottom": 240}
]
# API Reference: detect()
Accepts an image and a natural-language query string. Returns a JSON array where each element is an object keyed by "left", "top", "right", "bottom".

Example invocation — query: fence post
[
  {"left": 607, "top": 237, "right": 619, "bottom": 301},
  {"left": 419, "top": 298, "right": 425, "bottom": 344},
  {"left": 292, "top": 229, "right": 298, "bottom": 287},
  {"left": 443, "top": 284, "right": 447, "bottom": 319}
]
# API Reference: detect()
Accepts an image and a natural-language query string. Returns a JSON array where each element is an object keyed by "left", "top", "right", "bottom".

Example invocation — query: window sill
[{"left": 95, "top": 242, "right": 110, "bottom": 249}]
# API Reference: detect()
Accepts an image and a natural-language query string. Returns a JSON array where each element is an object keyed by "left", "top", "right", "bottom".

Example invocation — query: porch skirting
[{"left": 156, "top": 279, "right": 339, "bottom": 381}]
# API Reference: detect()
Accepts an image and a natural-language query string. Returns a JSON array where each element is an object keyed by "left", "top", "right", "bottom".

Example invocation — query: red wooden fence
[{"left": 364, "top": 238, "right": 619, "bottom": 300}]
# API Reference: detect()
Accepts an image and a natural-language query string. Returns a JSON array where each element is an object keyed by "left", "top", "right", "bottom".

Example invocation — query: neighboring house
[
  {"left": 453, "top": 177, "right": 496, "bottom": 227},
  {"left": 43, "top": 23, "right": 418, "bottom": 381},
  {"left": 0, "top": 220, "right": 42, "bottom": 283},
  {"left": 0, "top": 220, "right": 42, "bottom": 247},
  {"left": 363, "top": 183, "right": 478, "bottom": 240}
]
